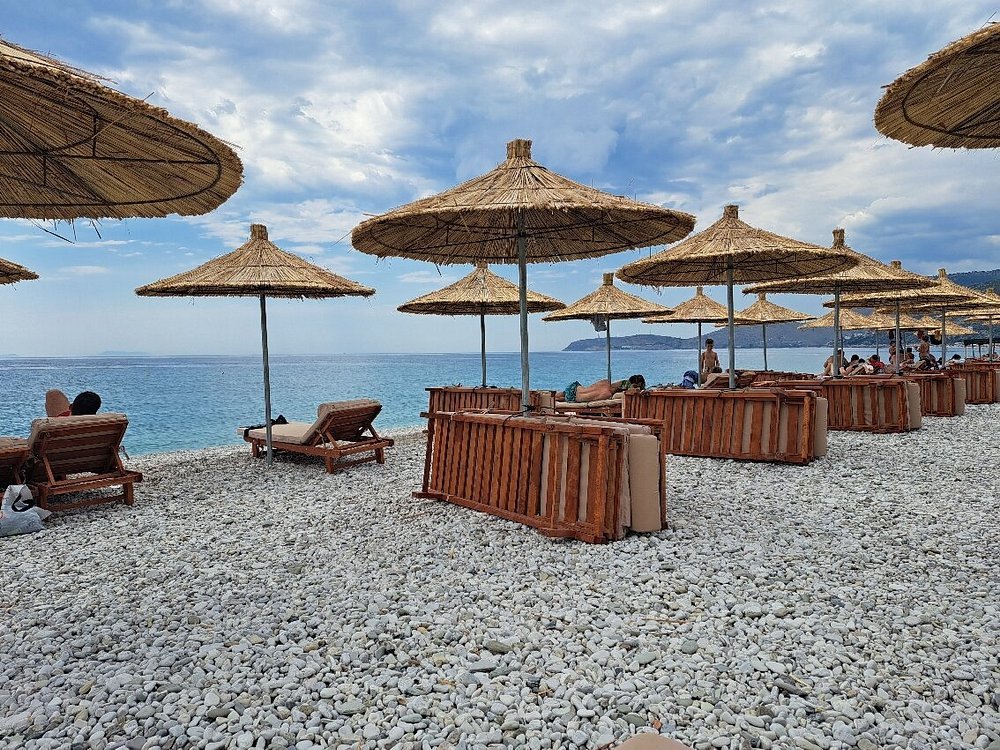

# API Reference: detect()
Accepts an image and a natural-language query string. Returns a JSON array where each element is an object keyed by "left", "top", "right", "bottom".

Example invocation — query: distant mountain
[
  {"left": 950, "top": 269, "right": 1000, "bottom": 291},
  {"left": 96, "top": 351, "right": 151, "bottom": 357}
]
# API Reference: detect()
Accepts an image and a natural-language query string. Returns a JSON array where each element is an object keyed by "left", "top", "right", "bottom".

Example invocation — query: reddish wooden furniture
[
  {"left": 899, "top": 372, "right": 966, "bottom": 416},
  {"left": 25, "top": 414, "right": 142, "bottom": 511},
  {"left": 417, "top": 411, "right": 666, "bottom": 543},
  {"left": 622, "top": 388, "right": 826, "bottom": 464},
  {"left": 0, "top": 438, "right": 29, "bottom": 488},
  {"left": 245, "top": 399, "right": 393, "bottom": 473},
  {"left": 950, "top": 364, "right": 1000, "bottom": 404},
  {"left": 426, "top": 386, "right": 554, "bottom": 413}
]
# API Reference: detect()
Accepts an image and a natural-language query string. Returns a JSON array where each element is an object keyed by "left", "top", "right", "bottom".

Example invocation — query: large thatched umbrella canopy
[
  {"left": 137, "top": 223, "right": 374, "bottom": 464},
  {"left": 618, "top": 205, "right": 856, "bottom": 387},
  {"left": 747, "top": 230, "right": 935, "bottom": 374},
  {"left": 874, "top": 24, "right": 1000, "bottom": 149},
  {"left": 397, "top": 262, "right": 564, "bottom": 386},
  {"left": 0, "top": 37, "right": 242, "bottom": 219},
  {"left": 352, "top": 139, "right": 696, "bottom": 408},
  {"left": 543, "top": 273, "right": 670, "bottom": 382},
  {"left": 725, "top": 293, "right": 812, "bottom": 371},
  {"left": 0, "top": 256, "right": 38, "bottom": 284},
  {"left": 643, "top": 286, "right": 728, "bottom": 384}
]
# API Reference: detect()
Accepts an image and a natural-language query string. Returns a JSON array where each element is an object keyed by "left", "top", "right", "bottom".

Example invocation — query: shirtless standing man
[{"left": 700, "top": 338, "right": 721, "bottom": 382}]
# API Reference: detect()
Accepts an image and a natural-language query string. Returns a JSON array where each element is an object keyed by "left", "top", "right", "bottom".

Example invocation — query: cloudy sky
[{"left": 3, "top": 1, "right": 999, "bottom": 356}]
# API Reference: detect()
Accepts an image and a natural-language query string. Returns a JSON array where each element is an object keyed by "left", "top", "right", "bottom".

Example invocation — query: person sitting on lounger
[
  {"left": 558, "top": 374, "right": 645, "bottom": 402},
  {"left": 45, "top": 389, "right": 102, "bottom": 417},
  {"left": 822, "top": 350, "right": 848, "bottom": 376},
  {"left": 868, "top": 354, "right": 887, "bottom": 374}
]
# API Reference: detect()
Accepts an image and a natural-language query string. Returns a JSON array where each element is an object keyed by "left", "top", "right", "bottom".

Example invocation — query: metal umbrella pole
[
  {"left": 832, "top": 289, "right": 842, "bottom": 378},
  {"left": 762, "top": 323, "right": 769, "bottom": 371},
  {"left": 894, "top": 301, "right": 902, "bottom": 374},
  {"left": 479, "top": 310, "right": 487, "bottom": 387},
  {"left": 726, "top": 261, "right": 736, "bottom": 389},
  {"left": 940, "top": 308, "right": 947, "bottom": 365},
  {"left": 259, "top": 294, "right": 273, "bottom": 467},
  {"left": 605, "top": 318, "right": 612, "bottom": 383},
  {"left": 697, "top": 322, "right": 703, "bottom": 386},
  {"left": 516, "top": 211, "right": 530, "bottom": 411}
]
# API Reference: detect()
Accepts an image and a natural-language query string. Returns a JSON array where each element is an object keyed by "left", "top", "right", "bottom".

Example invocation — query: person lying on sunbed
[
  {"left": 557, "top": 374, "right": 645, "bottom": 402},
  {"left": 45, "top": 389, "right": 102, "bottom": 417}
]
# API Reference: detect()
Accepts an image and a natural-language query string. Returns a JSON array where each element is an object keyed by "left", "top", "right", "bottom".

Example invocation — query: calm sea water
[{"left": 0, "top": 348, "right": 837, "bottom": 455}]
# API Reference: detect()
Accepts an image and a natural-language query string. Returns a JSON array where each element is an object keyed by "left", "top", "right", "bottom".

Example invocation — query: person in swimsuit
[
  {"left": 560, "top": 375, "right": 645, "bottom": 402},
  {"left": 700, "top": 339, "right": 721, "bottom": 382}
]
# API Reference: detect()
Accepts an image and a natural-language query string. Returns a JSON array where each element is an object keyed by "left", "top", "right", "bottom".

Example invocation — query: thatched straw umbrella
[
  {"left": 0, "top": 256, "right": 38, "bottom": 285},
  {"left": 136, "top": 224, "right": 373, "bottom": 464},
  {"left": 352, "top": 139, "right": 695, "bottom": 409},
  {"left": 833, "top": 268, "right": 980, "bottom": 366},
  {"left": 874, "top": 24, "right": 1000, "bottom": 149},
  {"left": 542, "top": 273, "right": 670, "bottom": 382},
  {"left": 747, "top": 230, "right": 935, "bottom": 375},
  {"left": 618, "top": 205, "right": 857, "bottom": 388},
  {"left": 724, "top": 293, "right": 811, "bottom": 371},
  {"left": 957, "top": 289, "right": 1000, "bottom": 355},
  {"left": 397, "top": 262, "right": 564, "bottom": 386},
  {"left": 0, "top": 37, "right": 242, "bottom": 219},
  {"left": 643, "top": 286, "right": 728, "bottom": 384}
]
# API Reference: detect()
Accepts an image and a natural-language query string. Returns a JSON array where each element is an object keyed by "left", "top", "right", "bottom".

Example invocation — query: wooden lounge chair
[
  {"left": 0, "top": 437, "right": 29, "bottom": 488},
  {"left": 244, "top": 399, "right": 393, "bottom": 473},
  {"left": 24, "top": 413, "right": 142, "bottom": 511}
]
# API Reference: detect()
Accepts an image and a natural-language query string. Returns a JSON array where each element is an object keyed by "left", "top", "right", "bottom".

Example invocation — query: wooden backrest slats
[{"left": 28, "top": 421, "right": 128, "bottom": 482}]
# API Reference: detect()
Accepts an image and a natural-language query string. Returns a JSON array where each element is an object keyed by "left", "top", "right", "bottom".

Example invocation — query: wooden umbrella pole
[
  {"left": 517, "top": 211, "right": 530, "bottom": 411},
  {"left": 762, "top": 323, "right": 768, "bottom": 371},
  {"left": 480, "top": 310, "right": 487, "bottom": 387},
  {"left": 259, "top": 294, "right": 273, "bottom": 467},
  {"left": 726, "top": 262, "right": 736, "bottom": 389},
  {"left": 697, "top": 322, "right": 703, "bottom": 386},
  {"left": 606, "top": 319, "right": 612, "bottom": 383},
  {"left": 832, "top": 289, "right": 842, "bottom": 379}
]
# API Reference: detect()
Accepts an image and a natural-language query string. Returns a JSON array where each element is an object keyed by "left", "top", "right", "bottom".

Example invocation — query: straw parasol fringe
[
  {"left": 543, "top": 273, "right": 670, "bottom": 381},
  {"left": 0, "top": 38, "right": 243, "bottom": 219},
  {"left": 397, "top": 262, "right": 564, "bottom": 385},
  {"left": 138, "top": 224, "right": 374, "bottom": 465},
  {"left": 725, "top": 293, "right": 811, "bottom": 370},
  {"left": 352, "top": 139, "right": 696, "bottom": 409},
  {"left": 874, "top": 23, "right": 1000, "bottom": 149},
  {"left": 0, "top": 256, "right": 38, "bottom": 284}
]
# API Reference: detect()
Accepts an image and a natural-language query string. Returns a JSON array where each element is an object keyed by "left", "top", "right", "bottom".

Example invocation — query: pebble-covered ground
[{"left": 2, "top": 409, "right": 998, "bottom": 750}]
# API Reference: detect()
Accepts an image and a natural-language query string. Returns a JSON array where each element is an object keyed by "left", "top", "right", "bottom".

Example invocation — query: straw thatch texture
[
  {"left": 912, "top": 315, "right": 976, "bottom": 336},
  {"left": 871, "top": 310, "right": 927, "bottom": 330},
  {"left": 616, "top": 205, "right": 855, "bottom": 286},
  {"left": 643, "top": 286, "right": 728, "bottom": 324},
  {"left": 730, "top": 293, "right": 811, "bottom": 325},
  {"left": 542, "top": 273, "right": 670, "bottom": 321},
  {"left": 0, "top": 38, "right": 243, "bottom": 219},
  {"left": 836, "top": 267, "right": 979, "bottom": 310},
  {"left": 0, "top": 256, "right": 38, "bottom": 285},
  {"left": 397, "top": 262, "right": 563, "bottom": 315},
  {"left": 747, "top": 230, "right": 936, "bottom": 295},
  {"left": 800, "top": 308, "right": 884, "bottom": 331},
  {"left": 135, "top": 224, "right": 374, "bottom": 299},
  {"left": 351, "top": 140, "right": 695, "bottom": 264},
  {"left": 874, "top": 24, "right": 1000, "bottom": 149}
]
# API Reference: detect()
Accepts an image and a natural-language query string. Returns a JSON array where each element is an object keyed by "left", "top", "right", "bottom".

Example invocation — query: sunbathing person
[
  {"left": 45, "top": 389, "right": 102, "bottom": 417},
  {"left": 822, "top": 351, "right": 848, "bottom": 376},
  {"left": 558, "top": 374, "right": 645, "bottom": 402},
  {"left": 868, "top": 354, "right": 887, "bottom": 374}
]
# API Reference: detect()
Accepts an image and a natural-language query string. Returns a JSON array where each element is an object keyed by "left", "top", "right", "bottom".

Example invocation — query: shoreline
[{"left": 2, "top": 407, "right": 998, "bottom": 750}]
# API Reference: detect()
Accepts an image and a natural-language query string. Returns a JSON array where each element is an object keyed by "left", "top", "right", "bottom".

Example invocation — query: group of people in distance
[{"left": 823, "top": 330, "right": 963, "bottom": 376}]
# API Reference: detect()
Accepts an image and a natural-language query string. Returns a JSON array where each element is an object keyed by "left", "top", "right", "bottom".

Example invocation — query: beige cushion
[
  {"left": 555, "top": 398, "right": 622, "bottom": 410},
  {"left": 905, "top": 382, "right": 922, "bottom": 429},
  {"left": 247, "top": 421, "right": 313, "bottom": 445},
  {"left": 28, "top": 413, "right": 128, "bottom": 451},
  {"left": 627, "top": 434, "right": 662, "bottom": 532},
  {"left": 954, "top": 378, "right": 966, "bottom": 416}
]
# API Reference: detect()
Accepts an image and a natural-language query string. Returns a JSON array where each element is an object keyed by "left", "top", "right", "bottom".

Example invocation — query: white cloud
[
  {"left": 59, "top": 265, "right": 111, "bottom": 276},
  {"left": 399, "top": 270, "right": 460, "bottom": 285}
]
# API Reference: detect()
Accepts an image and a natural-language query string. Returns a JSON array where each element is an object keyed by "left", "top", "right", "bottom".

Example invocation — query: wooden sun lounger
[
  {"left": 949, "top": 364, "right": 1000, "bottom": 404},
  {"left": 244, "top": 399, "right": 393, "bottom": 473},
  {"left": 24, "top": 414, "right": 142, "bottom": 511},
  {"left": 0, "top": 437, "right": 29, "bottom": 488},
  {"left": 426, "top": 386, "right": 555, "bottom": 414}
]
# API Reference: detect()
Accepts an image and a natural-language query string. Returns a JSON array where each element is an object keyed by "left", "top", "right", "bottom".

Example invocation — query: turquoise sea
[{"left": 0, "top": 348, "right": 838, "bottom": 455}]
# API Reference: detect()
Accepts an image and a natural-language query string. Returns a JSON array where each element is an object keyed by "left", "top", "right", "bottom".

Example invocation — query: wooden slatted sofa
[
  {"left": 754, "top": 376, "right": 921, "bottom": 433},
  {"left": 416, "top": 410, "right": 667, "bottom": 543},
  {"left": 622, "top": 387, "right": 827, "bottom": 464},
  {"left": 244, "top": 399, "right": 393, "bottom": 473},
  {"left": 24, "top": 413, "right": 142, "bottom": 511},
  {"left": 426, "top": 386, "right": 554, "bottom": 414},
  {"left": 898, "top": 372, "right": 966, "bottom": 417},
  {"left": 0, "top": 437, "right": 29, "bottom": 488},
  {"left": 950, "top": 363, "right": 1000, "bottom": 404}
]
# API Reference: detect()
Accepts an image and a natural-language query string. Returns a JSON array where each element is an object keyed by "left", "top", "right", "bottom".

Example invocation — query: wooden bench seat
[
  {"left": 426, "top": 386, "right": 555, "bottom": 414},
  {"left": 949, "top": 364, "right": 1000, "bottom": 404},
  {"left": 623, "top": 388, "right": 827, "bottom": 464},
  {"left": 417, "top": 411, "right": 667, "bottom": 543},
  {"left": 899, "top": 372, "right": 966, "bottom": 416}
]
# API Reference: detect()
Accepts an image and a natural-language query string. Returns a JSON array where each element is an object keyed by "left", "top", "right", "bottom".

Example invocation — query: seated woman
[
  {"left": 822, "top": 351, "right": 848, "bottom": 376},
  {"left": 45, "top": 389, "right": 102, "bottom": 417},
  {"left": 559, "top": 374, "right": 645, "bottom": 402},
  {"left": 868, "top": 354, "right": 887, "bottom": 374}
]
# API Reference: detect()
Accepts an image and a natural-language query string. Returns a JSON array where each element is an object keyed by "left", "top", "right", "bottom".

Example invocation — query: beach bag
[
  {"left": 680, "top": 370, "right": 699, "bottom": 389},
  {"left": 0, "top": 485, "right": 49, "bottom": 538}
]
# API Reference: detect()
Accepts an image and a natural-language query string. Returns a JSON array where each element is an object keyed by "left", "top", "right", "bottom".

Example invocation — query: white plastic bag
[{"left": 0, "top": 485, "right": 48, "bottom": 538}]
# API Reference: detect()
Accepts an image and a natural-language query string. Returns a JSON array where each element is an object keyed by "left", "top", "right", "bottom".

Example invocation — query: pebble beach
[{"left": 2, "top": 409, "right": 998, "bottom": 750}]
